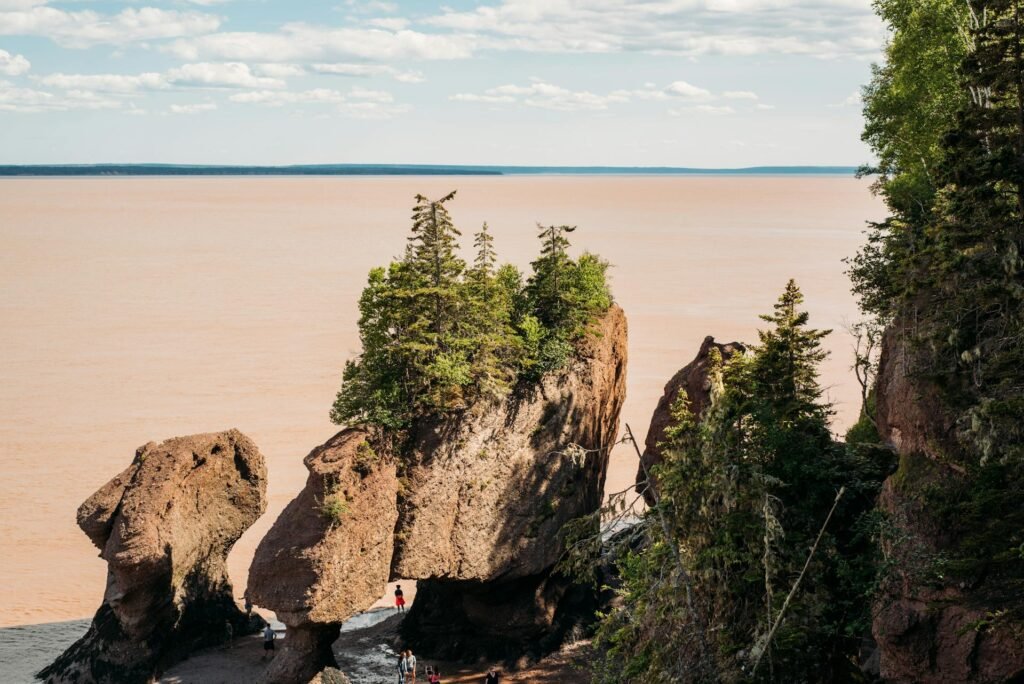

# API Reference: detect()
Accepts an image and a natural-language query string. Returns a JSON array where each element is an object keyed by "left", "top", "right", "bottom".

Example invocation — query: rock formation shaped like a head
[
  {"left": 249, "top": 305, "right": 628, "bottom": 682},
  {"left": 40, "top": 429, "right": 267, "bottom": 684}
]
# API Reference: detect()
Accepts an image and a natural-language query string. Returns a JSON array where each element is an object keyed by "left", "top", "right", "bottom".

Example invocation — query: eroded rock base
[
  {"left": 400, "top": 574, "right": 596, "bottom": 663},
  {"left": 259, "top": 623, "right": 342, "bottom": 684}
]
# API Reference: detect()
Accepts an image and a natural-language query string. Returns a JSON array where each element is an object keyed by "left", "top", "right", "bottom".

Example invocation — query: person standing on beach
[
  {"left": 484, "top": 668, "right": 500, "bottom": 684},
  {"left": 261, "top": 624, "right": 276, "bottom": 661},
  {"left": 395, "top": 584, "right": 406, "bottom": 612},
  {"left": 406, "top": 649, "right": 418, "bottom": 682},
  {"left": 397, "top": 652, "right": 409, "bottom": 684}
]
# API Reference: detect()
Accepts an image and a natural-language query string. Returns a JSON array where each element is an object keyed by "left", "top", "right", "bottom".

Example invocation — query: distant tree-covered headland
[{"left": 330, "top": 191, "right": 613, "bottom": 431}]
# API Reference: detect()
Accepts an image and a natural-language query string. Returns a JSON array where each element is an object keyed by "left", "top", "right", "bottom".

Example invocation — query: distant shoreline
[{"left": 0, "top": 164, "right": 861, "bottom": 177}]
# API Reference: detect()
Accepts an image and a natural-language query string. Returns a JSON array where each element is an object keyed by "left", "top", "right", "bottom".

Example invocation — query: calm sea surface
[{"left": 0, "top": 176, "right": 886, "bottom": 632}]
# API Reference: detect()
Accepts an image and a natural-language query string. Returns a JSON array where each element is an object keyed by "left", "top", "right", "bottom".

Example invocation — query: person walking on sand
[
  {"left": 405, "top": 649, "right": 417, "bottom": 683},
  {"left": 395, "top": 584, "right": 406, "bottom": 612},
  {"left": 261, "top": 624, "right": 276, "bottom": 661},
  {"left": 244, "top": 593, "right": 253, "bottom": 619},
  {"left": 484, "top": 667, "right": 500, "bottom": 684}
]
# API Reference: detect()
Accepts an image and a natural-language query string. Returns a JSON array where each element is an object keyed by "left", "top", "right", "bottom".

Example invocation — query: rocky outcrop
[
  {"left": 871, "top": 325, "right": 1024, "bottom": 683},
  {"left": 635, "top": 335, "right": 743, "bottom": 505},
  {"left": 40, "top": 430, "right": 267, "bottom": 684},
  {"left": 397, "top": 306, "right": 626, "bottom": 659},
  {"left": 249, "top": 305, "right": 627, "bottom": 681},
  {"left": 247, "top": 428, "right": 400, "bottom": 684}
]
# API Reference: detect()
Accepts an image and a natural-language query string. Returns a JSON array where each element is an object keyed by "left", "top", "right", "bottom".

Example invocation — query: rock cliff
[
  {"left": 871, "top": 325, "right": 1024, "bottom": 683},
  {"left": 247, "top": 428, "right": 400, "bottom": 684},
  {"left": 40, "top": 430, "right": 267, "bottom": 684},
  {"left": 249, "top": 305, "right": 627, "bottom": 681},
  {"left": 635, "top": 335, "right": 744, "bottom": 505}
]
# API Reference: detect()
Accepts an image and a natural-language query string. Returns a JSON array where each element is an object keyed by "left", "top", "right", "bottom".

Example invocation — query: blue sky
[{"left": 0, "top": 0, "right": 884, "bottom": 165}]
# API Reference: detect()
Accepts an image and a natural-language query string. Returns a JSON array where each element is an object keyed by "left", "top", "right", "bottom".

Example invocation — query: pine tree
[
  {"left": 527, "top": 224, "right": 576, "bottom": 330},
  {"left": 589, "top": 282, "right": 881, "bottom": 682},
  {"left": 753, "top": 279, "right": 833, "bottom": 417},
  {"left": 471, "top": 222, "right": 497, "bottom": 279}
]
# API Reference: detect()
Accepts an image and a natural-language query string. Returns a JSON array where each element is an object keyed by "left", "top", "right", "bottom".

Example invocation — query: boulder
[
  {"left": 635, "top": 335, "right": 744, "bottom": 505},
  {"left": 40, "top": 430, "right": 267, "bottom": 684},
  {"left": 248, "top": 428, "right": 400, "bottom": 684}
]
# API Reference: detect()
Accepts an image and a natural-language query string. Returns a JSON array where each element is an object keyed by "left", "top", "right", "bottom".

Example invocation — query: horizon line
[{"left": 0, "top": 163, "right": 865, "bottom": 177}]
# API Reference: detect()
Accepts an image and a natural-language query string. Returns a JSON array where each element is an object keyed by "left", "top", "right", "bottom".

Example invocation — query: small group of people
[
  {"left": 396, "top": 649, "right": 501, "bottom": 684},
  {"left": 397, "top": 649, "right": 418, "bottom": 683}
]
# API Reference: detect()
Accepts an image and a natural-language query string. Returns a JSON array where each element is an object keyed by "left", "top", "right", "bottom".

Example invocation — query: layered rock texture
[
  {"left": 635, "top": 335, "right": 744, "bottom": 504},
  {"left": 249, "top": 305, "right": 627, "bottom": 682},
  {"left": 40, "top": 430, "right": 267, "bottom": 684},
  {"left": 871, "top": 325, "right": 1024, "bottom": 683}
]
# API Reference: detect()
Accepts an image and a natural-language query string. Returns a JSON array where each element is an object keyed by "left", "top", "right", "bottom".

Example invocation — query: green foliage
[
  {"left": 852, "top": 0, "right": 973, "bottom": 317},
  {"left": 851, "top": 0, "right": 1024, "bottom": 640},
  {"left": 591, "top": 282, "right": 890, "bottom": 683},
  {"left": 331, "top": 193, "right": 613, "bottom": 430},
  {"left": 318, "top": 477, "right": 350, "bottom": 525}
]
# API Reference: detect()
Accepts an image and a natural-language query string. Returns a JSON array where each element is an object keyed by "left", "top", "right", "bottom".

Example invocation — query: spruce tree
[{"left": 527, "top": 224, "right": 576, "bottom": 330}]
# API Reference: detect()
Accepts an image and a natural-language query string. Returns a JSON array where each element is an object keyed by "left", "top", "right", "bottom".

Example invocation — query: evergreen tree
[
  {"left": 471, "top": 222, "right": 497, "bottom": 278},
  {"left": 527, "top": 224, "right": 576, "bottom": 330},
  {"left": 752, "top": 280, "right": 832, "bottom": 417},
  {"left": 590, "top": 282, "right": 886, "bottom": 682},
  {"left": 331, "top": 192, "right": 614, "bottom": 429}
]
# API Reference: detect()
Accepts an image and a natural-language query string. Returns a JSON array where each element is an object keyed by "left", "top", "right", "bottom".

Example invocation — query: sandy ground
[{"left": 161, "top": 611, "right": 590, "bottom": 684}]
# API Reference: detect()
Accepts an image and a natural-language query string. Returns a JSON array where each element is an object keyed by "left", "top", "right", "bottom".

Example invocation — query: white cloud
[
  {"left": 452, "top": 80, "right": 627, "bottom": 111},
  {"left": 37, "top": 71, "right": 165, "bottom": 93},
  {"left": 829, "top": 90, "right": 861, "bottom": 108},
  {"left": 450, "top": 92, "right": 515, "bottom": 104},
  {"left": 425, "top": 0, "right": 882, "bottom": 60},
  {"left": 669, "top": 104, "right": 735, "bottom": 116},
  {"left": 229, "top": 87, "right": 346, "bottom": 105},
  {"left": 167, "top": 25, "right": 471, "bottom": 62},
  {"left": 311, "top": 62, "right": 423, "bottom": 83},
  {"left": 665, "top": 80, "right": 713, "bottom": 100},
  {"left": 253, "top": 63, "right": 306, "bottom": 78},
  {"left": 756, "top": 103, "right": 776, "bottom": 110},
  {"left": 343, "top": 1, "right": 398, "bottom": 14},
  {"left": 36, "top": 62, "right": 285, "bottom": 93},
  {"left": 165, "top": 62, "right": 284, "bottom": 89},
  {"left": 0, "top": 6, "right": 221, "bottom": 48},
  {"left": 366, "top": 17, "right": 408, "bottom": 31},
  {"left": 169, "top": 102, "right": 217, "bottom": 113},
  {"left": 0, "top": 78, "right": 120, "bottom": 111},
  {"left": 348, "top": 86, "right": 392, "bottom": 102},
  {"left": 453, "top": 78, "right": 760, "bottom": 112},
  {"left": 228, "top": 84, "right": 410, "bottom": 118},
  {"left": 0, "top": 0, "right": 45, "bottom": 9},
  {"left": 0, "top": 47, "right": 28, "bottom": 75},
  {"left": 694, "top": 104, "right": 735, "bottom": 114}
]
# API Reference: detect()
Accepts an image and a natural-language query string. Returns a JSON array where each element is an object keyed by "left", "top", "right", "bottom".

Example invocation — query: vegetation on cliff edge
[
  {"left": 853, "top": 0, "right": 1024, "bottom": 597},
  {"left": 330, "top": 191, "right": 613, "bottom": 431},
  {"left": 572, "top": 282, "right": 891, "bottom": 682}
]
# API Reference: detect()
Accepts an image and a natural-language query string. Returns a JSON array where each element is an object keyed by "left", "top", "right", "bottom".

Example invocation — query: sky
[{"left": 0, "top": 0, "right": 886, "bottom": 166}]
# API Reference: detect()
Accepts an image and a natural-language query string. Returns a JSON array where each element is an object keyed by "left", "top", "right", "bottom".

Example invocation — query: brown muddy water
[{"left": 0, "top": 176, "right": 886, "bottom": 647}]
